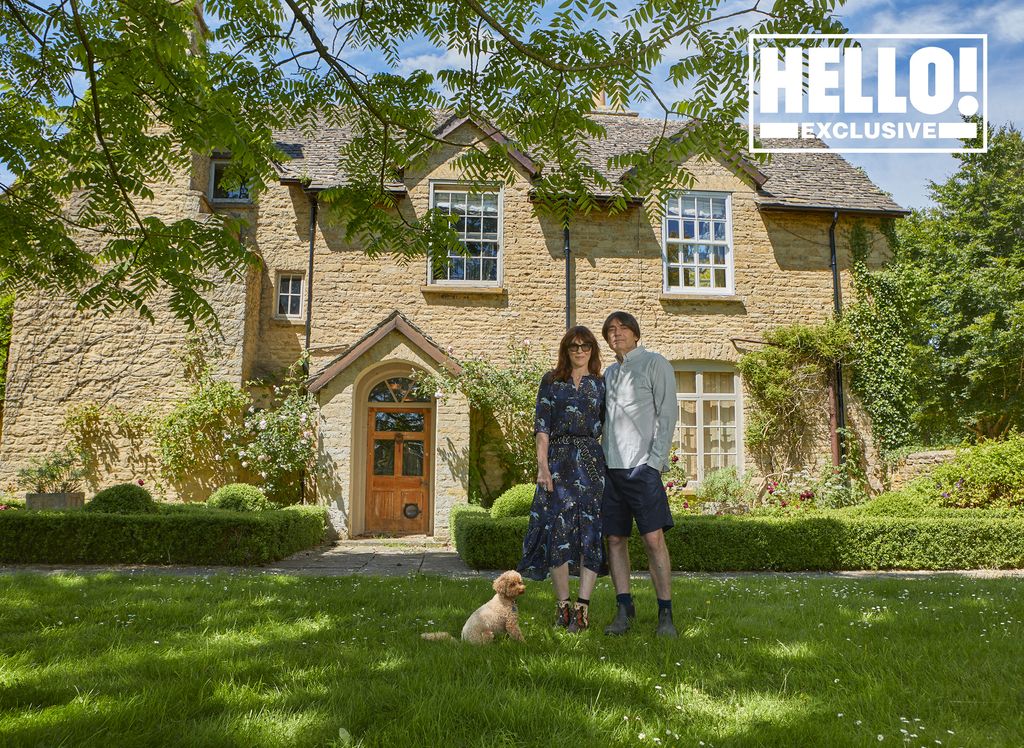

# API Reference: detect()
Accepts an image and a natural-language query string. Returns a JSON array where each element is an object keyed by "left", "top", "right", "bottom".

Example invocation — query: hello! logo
[{"left": 748, "top": 34, "right": 988, "bottom": 153}]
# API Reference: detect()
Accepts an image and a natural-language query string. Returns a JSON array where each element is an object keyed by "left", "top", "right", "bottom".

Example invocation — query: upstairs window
[
  {"left": 664, "top": 192, "right": 733, "bottom": 294},
  {"left": 429, "top": 186, "right": 501, "bottom": 285},
  {"left": 275, "top": 273, "right": 304, "bottom": 320},
  {"left": 209, "top": 159, "right": 251, "bottom": 203}
]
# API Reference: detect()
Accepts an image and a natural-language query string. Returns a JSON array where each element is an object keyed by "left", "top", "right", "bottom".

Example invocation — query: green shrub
[
  {"left": 696, "top": 466, "right": 754, "bottom": 507},
  {"left": 929, "top": 433, "right": 1024, "bottom": 509},
  {"left": 0, "top": 498, "right": 25, "bottom": 511},
  {"left": 16, "top": 449, "right": 84, "bottom": 493},
  {"left": 450, "top": 503, "right": 487, "bottom": 541},
  {"left": 208, "top": 483, "right": 271, "bottom": 512},
  {"left": 452, "top": 510, "right": 1024, "bottom": 571},
  {"left": 85, "top": 483, "right": 157, "bottom": 514},
  {"left": 454, "top": 512, "right": 528, "bottom": 570},
  {"left": 0, "top": 505, "right": 327, "bottom": 565},
  {"left": 845, "top": 479, "right": 940, "bottom": 517},
  {"left": 490, "top": 483, "right": 536, "bottom": 519}
]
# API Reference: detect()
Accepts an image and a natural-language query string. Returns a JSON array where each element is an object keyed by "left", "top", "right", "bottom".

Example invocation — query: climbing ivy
[
  {"left": 845, "top": 221, "right": 921, "bottom": 456},
  {"left": 0, "top": 291, "right": 12, "bottom": 406},
  {"left": 737, "top": 321, "right": 852, "bottom": 475},
  {"left": 414, "top": 342, "right": 549, "bottom": 505}
]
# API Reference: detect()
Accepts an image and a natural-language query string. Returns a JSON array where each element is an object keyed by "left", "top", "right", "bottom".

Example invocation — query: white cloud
[{"left": 396, "top": 48, "right": 476, "bottom": 77}]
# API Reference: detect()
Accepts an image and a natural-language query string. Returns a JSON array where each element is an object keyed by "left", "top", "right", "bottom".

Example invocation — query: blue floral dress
[{"left": 518, "top": 373, "right": 607, "bottom": 581}]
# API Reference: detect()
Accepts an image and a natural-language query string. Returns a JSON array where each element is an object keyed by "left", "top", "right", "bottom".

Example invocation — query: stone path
[
  {"left": 1, "top": 536, "right": 1023, "bottom": 578},
  {"left": 0, "top": 536, "right": 485, "bottom": 578}
]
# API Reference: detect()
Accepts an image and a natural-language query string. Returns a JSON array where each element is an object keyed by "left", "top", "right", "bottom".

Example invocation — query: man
[{"left": 600, "top": 311, "right": 678, "bottom": 637}]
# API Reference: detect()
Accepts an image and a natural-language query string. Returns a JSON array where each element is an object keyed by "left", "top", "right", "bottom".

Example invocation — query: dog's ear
[{"left": 493, "top": 571, "right": 514, "bottom": 596}]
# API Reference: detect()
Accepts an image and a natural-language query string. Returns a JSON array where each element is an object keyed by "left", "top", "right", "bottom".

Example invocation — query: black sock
[
  {"left": 657, "top": 598, "right": 672, "bottom": 613},
  {"left": 576, "top": 597, "right": 590, "bottom": 607},
  {"left": 616, "top": 593, "right": 634, "bottom": 611}
]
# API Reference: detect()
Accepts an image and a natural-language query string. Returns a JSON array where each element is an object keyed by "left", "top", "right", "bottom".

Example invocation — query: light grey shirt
[{"left": 602, "top": 346, "right": 678, "bottom": 472}]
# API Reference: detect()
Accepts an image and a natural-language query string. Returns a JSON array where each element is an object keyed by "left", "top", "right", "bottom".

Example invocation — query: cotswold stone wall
[
  {"left": 0, "top": 158, "right": 252, "bottom": 498},
  {"left": 888, "top": 450, "right": 957, "bottom": 491},
  {"left": 253, "top": 121, "right": 892, "bottom": 490},
  {"left": 0, "top": 118, "right": 895, "bottom": 513}
]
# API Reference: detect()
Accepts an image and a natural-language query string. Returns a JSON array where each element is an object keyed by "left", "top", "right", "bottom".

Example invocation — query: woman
[{"left": 518, "top": 325, "right": 607, "bottom": 633}]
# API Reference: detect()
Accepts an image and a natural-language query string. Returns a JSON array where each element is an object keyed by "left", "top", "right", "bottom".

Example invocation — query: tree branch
[{"left": 68, "top": 0, "right": 150, "bottom": 241}]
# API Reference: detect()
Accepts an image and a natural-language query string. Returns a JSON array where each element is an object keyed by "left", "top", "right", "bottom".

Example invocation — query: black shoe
[
  {"left": 603, "top": 603, "right": 636, "bottom": 636},
  {"left": 655, "top": 607, "right": 678, "bottom": 638},
  {"left": 554, "top": 601, "right": 572, "bottom": 629}
]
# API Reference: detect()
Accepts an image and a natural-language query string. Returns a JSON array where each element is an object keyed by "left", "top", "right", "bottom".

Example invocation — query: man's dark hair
[{"left": 601, "top": 311, "right": 641, "bottom": 343}]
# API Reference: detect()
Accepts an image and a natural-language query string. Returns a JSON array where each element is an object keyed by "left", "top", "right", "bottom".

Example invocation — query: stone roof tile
[{"left": 271, "top": 112, "right": 906, "bottom": 215}]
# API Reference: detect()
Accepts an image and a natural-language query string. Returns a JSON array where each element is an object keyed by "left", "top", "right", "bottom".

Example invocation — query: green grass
[{"left": 1, "top": 573, "right": 1022, "bottom": 747}]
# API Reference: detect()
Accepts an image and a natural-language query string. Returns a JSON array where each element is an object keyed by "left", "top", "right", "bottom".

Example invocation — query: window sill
[
  {"left": 421, "top": 285, "right": 506, "bottom": 296},
  {"left": 660, "top": 293, "right": 743, "bottom": 303},
  {"left": 210, "top": 199, "right": 255, "bottom": 208},
  {"left": 272, "top": 316, "right": 306, "bottom": 326}
]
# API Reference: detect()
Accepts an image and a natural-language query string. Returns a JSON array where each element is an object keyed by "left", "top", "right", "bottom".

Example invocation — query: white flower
[
  {"left": 259, "top": 419, "right": 267, "bottom": 429},
  {"left": 299, "top": 413, "right": 307, "bottom": 424},
  {"left": 241, "top": 461, "right": 248, "bottom": 468},
  {"left": 213, "top": 454, "right": 221, "bottom": 461},
  {"left": 523, "top": 338, "right": 531, "bottom": 346}
]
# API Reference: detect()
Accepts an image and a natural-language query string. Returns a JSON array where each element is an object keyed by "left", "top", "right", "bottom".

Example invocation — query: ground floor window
[{"left": 673, "top": 365, "right": 742, "bottom": 483}]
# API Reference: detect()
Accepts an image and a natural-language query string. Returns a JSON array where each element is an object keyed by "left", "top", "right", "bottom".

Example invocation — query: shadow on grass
[{"left": 0, "top": 573, "right": 1021, "bottom": 747}]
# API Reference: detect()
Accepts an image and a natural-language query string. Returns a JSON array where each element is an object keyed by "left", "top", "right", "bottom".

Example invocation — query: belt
[{"left": 549, "top": 435, "right": 604, "bottom": 482}]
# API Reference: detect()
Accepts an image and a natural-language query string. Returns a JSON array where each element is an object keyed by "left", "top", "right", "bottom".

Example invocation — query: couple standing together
[{"left": 517, "top": 311, "right": 679, "bottom": 638}]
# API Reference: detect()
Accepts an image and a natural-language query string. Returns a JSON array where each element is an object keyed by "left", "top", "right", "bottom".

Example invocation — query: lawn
[{"left": 0, "top": 573, "right": 1021, "bottom": 747}]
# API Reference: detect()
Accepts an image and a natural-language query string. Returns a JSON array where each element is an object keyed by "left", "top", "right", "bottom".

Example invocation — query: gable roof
[
  {"left": 307, "top": 309, "right": 462, "bottom": 394},
  {"left": 272, "top": 111, "right": 907, "bottom": 215}
]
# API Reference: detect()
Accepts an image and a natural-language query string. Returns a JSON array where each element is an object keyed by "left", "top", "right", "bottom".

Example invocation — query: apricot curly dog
[{"left": 422, "top": 570, "right": 527, "bottom": 644}]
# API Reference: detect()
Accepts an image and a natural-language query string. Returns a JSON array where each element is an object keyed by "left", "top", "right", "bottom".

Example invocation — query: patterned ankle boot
[
  {"left": 567, "top": 602, "right": 589, "bottom": 633},
  {"left": 554, "top": 601, "right": 572, "bottom": 629}
]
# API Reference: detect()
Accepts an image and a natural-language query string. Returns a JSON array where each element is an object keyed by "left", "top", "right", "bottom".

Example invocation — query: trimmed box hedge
[
  {"left": 451, "top": 507, "right": 1024, "bottom": 571},
  {"left": 0, "top": 505, "right": 328, "bottom": 565}
]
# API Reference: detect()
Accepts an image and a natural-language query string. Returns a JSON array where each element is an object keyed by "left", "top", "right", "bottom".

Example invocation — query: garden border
[{"left": 451, "top": 505, "right": 1024, "bottom": 571}]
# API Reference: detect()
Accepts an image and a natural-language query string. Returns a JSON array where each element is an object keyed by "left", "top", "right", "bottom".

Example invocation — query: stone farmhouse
[{"left": 0, "top": 107, "right": 906, "bottom": 538}]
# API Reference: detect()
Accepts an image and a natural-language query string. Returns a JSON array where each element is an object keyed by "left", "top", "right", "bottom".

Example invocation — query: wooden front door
[{"left": 365, "top": 405, "right": 432, "bottom": 534}]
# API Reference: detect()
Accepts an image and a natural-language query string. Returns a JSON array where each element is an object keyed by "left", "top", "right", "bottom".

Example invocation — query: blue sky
[
  {"left": 796, "top": 0, "right": 1023, "bottom": 209},
  {"left": 4, "top": 0, "right": 1019, "bottom": 211}
]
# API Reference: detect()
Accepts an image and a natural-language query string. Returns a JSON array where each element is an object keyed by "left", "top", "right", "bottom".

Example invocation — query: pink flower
[
  {"left": 682, "top": 502, "right": 689, "bottom": 510},
  {"left": 671, "top": 455, "right": 679, "bottom": 464},
  {"left": 137, "top": 479, "right": 145, "bottom": 486},
  {"left": 666, "top": 481, "right": 675, "bottom": 489},
  {"left": 780, "top": 500, "right": 788, "bottom": 507}
]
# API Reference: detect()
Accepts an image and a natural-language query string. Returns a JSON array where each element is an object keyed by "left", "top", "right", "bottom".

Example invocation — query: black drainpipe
[
  {"left": 304, "top": 191, "right": 319, "bottom": 368},
  {"left": 563, "top": 221, "right": 572, "bottom": 330},
  {"left": 300, "top": 190, "right": 318, "bottom": 504},
  {"left": 829, "top": 209, "right": 847, "bottom": 463}
]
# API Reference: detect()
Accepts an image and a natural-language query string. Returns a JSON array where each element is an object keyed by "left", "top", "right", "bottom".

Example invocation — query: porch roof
[{"left": 307, "top": 310, "right": 462, "bottom": 394}]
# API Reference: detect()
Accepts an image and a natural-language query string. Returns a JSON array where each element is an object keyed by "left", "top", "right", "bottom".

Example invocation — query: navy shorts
[{"left": 602, "top": 465, "right": 674, "bottom": 537}]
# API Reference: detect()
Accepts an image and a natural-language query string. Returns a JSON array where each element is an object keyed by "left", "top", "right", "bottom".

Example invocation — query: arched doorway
[{"left": 364, "top": 375, "right": 432, "bottom": 534}]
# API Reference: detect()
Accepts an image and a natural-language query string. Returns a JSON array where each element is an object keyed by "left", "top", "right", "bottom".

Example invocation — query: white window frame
[
  {"left": 662, "top": 191, "right": 734, "bottom": 295},
  {"left": 209, "top": 158, "right": 252, "bottom": 204},
  {"left": 274, "top": 272, "right": 305, "bottom": 321},
  {"left": 673, "top": 363, "right": 744, "bottom": 484},
  {"left": 426, "top": 181, "right": 503, "bottom": 287}
]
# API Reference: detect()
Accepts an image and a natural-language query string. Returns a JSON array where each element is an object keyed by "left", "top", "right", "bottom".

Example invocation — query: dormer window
[{"left": 209, "top": 158, "right": 252, "bottom": 203}]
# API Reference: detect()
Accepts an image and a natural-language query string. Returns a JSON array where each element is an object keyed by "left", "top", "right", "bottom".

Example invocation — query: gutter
[
  {"left": 829, "top": 209, "right": 847, "bottom": 466},
  {"left": 563, "top": 221, "right": 572, "bottom": 329},
  {"left": 303, "top": 190, "right": 319, "bottom": 371}
]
